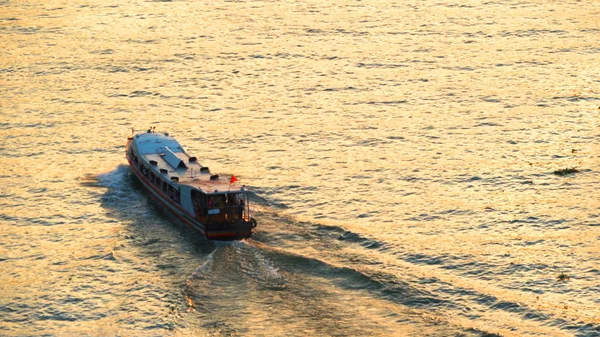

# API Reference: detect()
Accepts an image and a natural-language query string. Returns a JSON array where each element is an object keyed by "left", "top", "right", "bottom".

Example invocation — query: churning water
[{"left": 1, "top": 0, "right": 599, "bottom": 336}]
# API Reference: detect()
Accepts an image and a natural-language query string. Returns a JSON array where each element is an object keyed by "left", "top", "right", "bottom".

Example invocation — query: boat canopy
[{"left": 163, "top": 147, "right": 187, "bottom": 169}]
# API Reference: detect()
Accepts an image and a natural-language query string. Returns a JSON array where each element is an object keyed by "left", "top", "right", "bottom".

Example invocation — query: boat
[{"left": 125, "top": 129, "right": 257, "bottom": 240}]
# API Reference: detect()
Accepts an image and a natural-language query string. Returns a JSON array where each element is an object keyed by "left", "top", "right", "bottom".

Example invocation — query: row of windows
[{"left": 131, "top": 149, "right": 181, "bottom": 204}]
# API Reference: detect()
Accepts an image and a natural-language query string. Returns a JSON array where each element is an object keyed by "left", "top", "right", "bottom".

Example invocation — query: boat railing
[{"left": 201, "top": 205, "right": 248, "bottom": 223}]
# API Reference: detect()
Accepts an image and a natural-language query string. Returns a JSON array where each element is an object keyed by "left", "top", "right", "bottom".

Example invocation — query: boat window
[
  {"left": 167, "top": 185, "right": 175, "bottom": 200},
  {"left": 191, "top": 190, "right": 208, "bottom": 221}
]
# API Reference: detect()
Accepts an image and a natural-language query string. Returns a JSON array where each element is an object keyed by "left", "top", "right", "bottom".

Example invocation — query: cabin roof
[
  {"left": 135, "top": 132, "right": 183, "bottom": 155},
  {"left": 132, "top": 132, "right": 243, "bottom": 194}
]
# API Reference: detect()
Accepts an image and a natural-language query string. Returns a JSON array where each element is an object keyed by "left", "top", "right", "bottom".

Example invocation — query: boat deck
[{"left": 134, "top": 132, "right": 241, "bottom": 193}]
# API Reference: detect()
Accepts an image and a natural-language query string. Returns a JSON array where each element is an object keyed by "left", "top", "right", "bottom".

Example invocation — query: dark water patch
[
  {"left": 464, "top": 328, "right": 503, "bottom": 337},
  {"left": 437, "top": 209, "right": 474, "bottom": 216},
  {"left": 142, "top": 238, "right": 160, "bottom": 246},
  {"left": 27, "top": 187, "right": 47, "bottom": 194},
  {"left": 349, "top": 174, "right": 372, "bottom": 180},
  {"left": 269, "top": 52, "right": 306, "bottom": 59},
  {"left": 508, "top": 216, "right": 541, "bottom": 224},
  {"left": 474, "top": 122, "right": 502, "bottom": 127},
  {"left": 552, "top": 95, "right": 600, "bottom": 102},
  {"left": 0, "top": 213, "right": 71, "bottom": 227},
  {"left": 451, "top": 264, "right": 495, "bottom": 280},
  {"left": 132, "top": 66, "right": 152, "bottom": 72},
  {"left": 0, "top": 66, "right": 26, "bottom": 74},
  {"left": 443, "top": 66, "right": 475, "bottom": 71},
  {"left": 305, "top": 28, "right": 324, "bottom": 34},
  {"left": 359, "top": 99, "right": 408, "bottom": 105},
  {"left": 0, "top": 122, "right": 56, "bottom": 130},
  {"left": 407, "top": 213, "right": 442, "bottom": 221},
  {"left": 128, "top": 90, "right": 161, "bottom": 97},
  {"left": 7, "top": 26, "right": 39, "bottom": 35},
  {"left": 491, "top": 300, "right": 522, "bottom": 313},
  {"left": 322, "top": 86, "right": 357, "bottom": 92},
  {"left": 336, "top": 229, "right": 388, "bottom": 251},
  {"left": 349, "top": 138, "right": 384, "bottom": 147},
  {"left": 502, "top": 261, "right": 550, "bottom": 273},
  {"left": 126, "top": 38, "right": 158, "bottom": 44},
  {"left": 89, "top": 49, "right": 114, "bottom": 55},
  {"left": 553, "top": 167, "right": 580, "bottom": 176},
  {"left": 500, "top": 29, "right": 568, "bottom": 38},
  {"left": 515, "top": 60, "right": 553, "bottom": 66},
  {"left": 156, "top": 263, "right": 177, "bottom": 270},
  {"left": 399, "top": 175, "right": 429, "bottom": 183},
  {"left": 0, "top": 253, "right": 45, "bottom": 262},
  {"left": 405, "top": 253, "right": 448, "bottom": 266},
  {"left": 282, "top": 185, "right": 318, "bottom": 192},
  {"left": 334, "top": 28, "right": 368, "bottom": 36},
  {"left": 356, "top": 62, "right": 408, "bottom": 69},
  {"left": 81, "top": 252, "right": 117, "bottom": 261},
  {"left": 174, "top": 53, "right": 195, "bottom": 60},
  {"left": 35, "top": 309, "right": 83, "bottom": 322},
  {"left": 106, "top": 66, "right": 129, "bottom": 73}
]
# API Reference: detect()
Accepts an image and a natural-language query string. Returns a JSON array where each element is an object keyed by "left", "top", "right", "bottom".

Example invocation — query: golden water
[{"left": 1, "top": 0, "right": 599, "bottom": 336}]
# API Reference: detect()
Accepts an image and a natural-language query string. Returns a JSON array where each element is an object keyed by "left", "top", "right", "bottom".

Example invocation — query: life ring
[{"left": 250, "top": 218, "right": 257, "bottom": 228}]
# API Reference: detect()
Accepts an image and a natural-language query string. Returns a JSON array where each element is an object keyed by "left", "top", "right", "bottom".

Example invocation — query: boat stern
[{"left": 204, "top": 218, "right": 256, "bottom": 241}]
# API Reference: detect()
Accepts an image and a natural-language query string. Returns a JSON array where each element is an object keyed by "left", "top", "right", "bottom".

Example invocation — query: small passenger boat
[{"left": 126, "top": 129, "right": 257, "bottom": 240}]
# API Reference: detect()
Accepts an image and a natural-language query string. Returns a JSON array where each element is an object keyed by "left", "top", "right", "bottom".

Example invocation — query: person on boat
[
  {"left": 238, "top": 199, "right": 245, "bottom": 220},
  {"left": 218, "top": 195, "right": 226, "bottom": 221},
  {"left": 226, "top": 194, "right": 237, "bottom": 219}
]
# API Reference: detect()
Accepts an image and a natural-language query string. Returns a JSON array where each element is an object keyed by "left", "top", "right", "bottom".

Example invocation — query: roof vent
[
  {"left": 149, "top": 160, "right": 157, "bottom": 166},
  {"left": 210, "top": 174, "right": 219, "bottom": 180},
  {"left": 160, "top": 168, "right": 168, "bottom": 174},
  {"left": 171, "top": 177, "right": 179, "bottom": 182},
  {"left": 200, "top": 167, "right": 209, "bottom": 173},
  {"left": 189, "top": 157, "right": 197, "bottom": 162}
]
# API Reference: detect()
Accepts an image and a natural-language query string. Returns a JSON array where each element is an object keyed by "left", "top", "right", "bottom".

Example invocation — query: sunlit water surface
[{"left": 1, "top": 0, "right": 599, "bottom": 336}]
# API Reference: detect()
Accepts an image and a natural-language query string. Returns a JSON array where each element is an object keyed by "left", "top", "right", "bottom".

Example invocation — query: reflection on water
[{"left": 1, "top": 0, "right": 599, "bottom": 336}]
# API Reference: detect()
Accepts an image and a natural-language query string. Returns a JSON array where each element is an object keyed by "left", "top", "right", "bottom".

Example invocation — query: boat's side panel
[
  {"left": 126, "top": 147, "right": 206, "bottom": 235},
  {"left": 179, "top": 185, "right": 196, "bottom": 217}
]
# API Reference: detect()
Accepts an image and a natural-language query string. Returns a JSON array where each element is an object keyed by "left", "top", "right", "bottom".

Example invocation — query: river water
[{"left": 1, "top": 0, "right": 599, "bottom": 336}]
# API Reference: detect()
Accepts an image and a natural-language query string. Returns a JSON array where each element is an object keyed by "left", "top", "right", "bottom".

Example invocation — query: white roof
[
  {"left": 135, "top": 132, "right": 183, "bottom": 155},
  {"left": 132, "top": 132, "right": 243, "bottom": 194}
]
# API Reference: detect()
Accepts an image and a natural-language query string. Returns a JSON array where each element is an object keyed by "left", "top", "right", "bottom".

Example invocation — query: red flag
[{"left": 230, "top": 175, "right": 238, "bottom": 184}]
